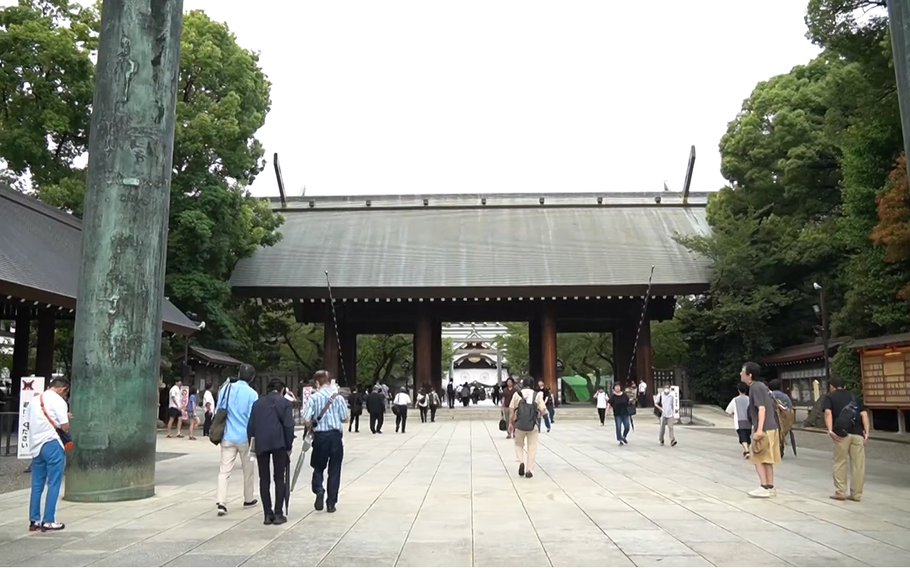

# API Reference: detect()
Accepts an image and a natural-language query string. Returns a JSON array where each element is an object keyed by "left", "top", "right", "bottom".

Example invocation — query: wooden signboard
[{"left": 860, "top": 348, "right": 910, "bottom": 408}]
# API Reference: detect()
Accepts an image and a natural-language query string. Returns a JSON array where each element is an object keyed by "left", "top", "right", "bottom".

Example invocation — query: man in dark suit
[
  {"left": 248, "top": 378, "right": 295, "bottom": 525},
  {"left": 348, "top": 386, "right": 365, "bottom": 433},
  {"left": 366, "top": 386, "right": 386, "bottom": 434}
]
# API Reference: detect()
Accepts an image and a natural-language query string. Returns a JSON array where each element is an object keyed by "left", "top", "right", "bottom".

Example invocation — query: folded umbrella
[{"left": 291, "top": 428, "right": 313, "bottom": 493}]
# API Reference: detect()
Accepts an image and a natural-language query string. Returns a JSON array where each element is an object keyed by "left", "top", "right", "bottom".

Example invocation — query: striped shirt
[{"left": 304, "top": 386, "right": 348, "bottom": 432}]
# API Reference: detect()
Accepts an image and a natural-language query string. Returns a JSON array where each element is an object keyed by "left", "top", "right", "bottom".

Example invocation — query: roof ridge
[{"left": 0, "top": 184, "right": 82, "bottom": 230}]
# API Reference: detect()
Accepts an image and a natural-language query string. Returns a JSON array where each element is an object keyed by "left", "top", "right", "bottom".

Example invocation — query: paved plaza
[{"left": 1, "top": 418, "right": 910, "bottom": 567}]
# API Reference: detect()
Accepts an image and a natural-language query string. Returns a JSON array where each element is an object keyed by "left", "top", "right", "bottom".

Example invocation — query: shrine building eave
[{"left": 230, "top": 191, "right": 713, "bottom": 300}]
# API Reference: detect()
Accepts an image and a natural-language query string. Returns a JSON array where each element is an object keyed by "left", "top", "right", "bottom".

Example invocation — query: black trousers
[
  {"left": 419, "top": 406, "right": 428, "bottom": 422},
  {"left": 203, "top": 411, "right": 213, "bottom": 436},
  {"left": 349, "top": 413, "right": 361, "bottom": 432},
  {"left": 429, "top": 405, "right": 438, "bottom": 422},
  {"left": 597, "top": 408, "right": 606, "bottom": 425},
  {"left": 257, "top": 450, "right": 289, "bottom": 516},
  {"left": 311, "top": 430, "right": 344, "bottom": 507},
  {"left": 447, "top": 395, "right": 455, "bottom": 409},
  {"left": 369, "top": 412, "right": 384, "bottom": 433},
  {"left": 395, "top": 406, "right": 408, "bottom": 432}
]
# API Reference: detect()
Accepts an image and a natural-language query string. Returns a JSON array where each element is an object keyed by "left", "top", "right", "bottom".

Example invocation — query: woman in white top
[
  {"left": 393, "top": 387, "right": 412, "bottom": 434},
  {"left": 416, "top": 389, "right": 429, "bottom": 423},
  {"left": 595, "top": 387, "right": 608, "bottom": 426}
]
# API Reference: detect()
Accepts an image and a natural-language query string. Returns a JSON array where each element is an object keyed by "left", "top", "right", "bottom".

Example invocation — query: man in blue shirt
[
  {"left": 215, "top": 364, "right": 260, "bottom": 516},
  {"left": 304, "top": 370, "right": 348, "bottom": 513}
]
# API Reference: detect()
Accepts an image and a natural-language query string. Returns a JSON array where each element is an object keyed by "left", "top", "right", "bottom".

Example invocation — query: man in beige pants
[
  {"left": 509, "top": 376, "right": 548, "bottom": 479},
  {"left": 215, "top": 364, "right": 260, "bottom": 516},
  {"left": 823, "top": 378, "right": 869, "bottom": 502}
]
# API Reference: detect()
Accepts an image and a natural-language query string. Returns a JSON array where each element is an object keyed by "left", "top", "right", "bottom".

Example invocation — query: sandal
[
  {"left": 188, "top": 436, "right": 197, "bottom": 440},
  {"left": 742, "top": 450, "right": 749, "bottom": 459},
  {"left": 176, "top": 434, "right": 184, "bottom": 438},
  {"left": 166, "top": 435, "right": 174, "bottom": 438}
]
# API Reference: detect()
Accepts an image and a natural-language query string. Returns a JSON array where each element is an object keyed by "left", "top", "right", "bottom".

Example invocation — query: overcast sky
[{"left": 34, "top": 1, "right": 822, "bottom": 197}]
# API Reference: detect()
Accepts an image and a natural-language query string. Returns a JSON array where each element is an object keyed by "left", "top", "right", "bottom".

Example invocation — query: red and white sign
[{"left": 17, "top": 376, "right": 45, "bottom": 459}]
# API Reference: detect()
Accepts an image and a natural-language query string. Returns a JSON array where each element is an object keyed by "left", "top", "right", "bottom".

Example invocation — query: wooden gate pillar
[
  {"left": 323, "top": 307, "right": 340, "bottom": 381},
  {"left": 541, "top": 303, "right": 558, "bottom": 393},
  {"left": 431, "top": 318, "right": 442, "bottom": 393},
  {"left": 528, "top": 319, "right": 542, "bottom": 379},
  {"left": 613, "top": 324, "right": 635, "bottom": 386},
  {"left": 414, "top": 306, "right": 432, "bottom": 401}
]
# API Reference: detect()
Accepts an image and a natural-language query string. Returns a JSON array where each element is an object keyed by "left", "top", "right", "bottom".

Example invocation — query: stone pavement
[{"left": 1, "top": 419, "right": 910, "bottom": 567}]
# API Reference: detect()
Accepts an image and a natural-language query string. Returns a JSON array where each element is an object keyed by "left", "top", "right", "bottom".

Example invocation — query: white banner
[
  {"left": 18, "top": 376, "right": 45, "bottom": 459},
  {"left": 671, "top": 385, "right": 681, "bottom": 419}
]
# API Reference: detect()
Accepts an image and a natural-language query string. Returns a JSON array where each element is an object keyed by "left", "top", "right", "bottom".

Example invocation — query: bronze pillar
[
  {"left": 636, "top": 319, "right": 653, "bottom": 398},
  {"left": 528, "top": 319, "right": 542, "bottom": 379},
  {"left": 541, "top": 303, "right": 557, "bottom": 393},
  {"left": 35, "top": 310, "right": 56, "bottom": 380},
  {"left": 414, "top": 306, "right": 432, "bottom": 401},
  {"left": 323, "top": 309, "right": 340, "bottom": 380}
]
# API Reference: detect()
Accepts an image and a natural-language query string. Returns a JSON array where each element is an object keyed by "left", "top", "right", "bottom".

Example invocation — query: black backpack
[
  {"left": 514, "top": 396, "right": 539, "bottom": 431},
  {"left": 832, "top": 395, "right": 859, "bottom": 438}
]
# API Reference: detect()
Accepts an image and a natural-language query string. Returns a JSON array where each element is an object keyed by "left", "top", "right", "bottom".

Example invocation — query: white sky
[{"left": 18, "top": 1, "right": 822, "bottom": 197}]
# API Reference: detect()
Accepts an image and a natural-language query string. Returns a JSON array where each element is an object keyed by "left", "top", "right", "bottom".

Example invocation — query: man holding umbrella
[{"left": 248, "top": 378, "right": 295, "bottom": 525}]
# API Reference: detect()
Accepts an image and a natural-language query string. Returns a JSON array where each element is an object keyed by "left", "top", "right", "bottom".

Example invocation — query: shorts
[
  {"left": 167, "top": 407, "right": 182, "bottom": 420},
  {"left": 736, "top": 428, "right": 751, "bottom": 445},
  {"left": 750, "top": 429, "right": 781, "bottom": 466}
]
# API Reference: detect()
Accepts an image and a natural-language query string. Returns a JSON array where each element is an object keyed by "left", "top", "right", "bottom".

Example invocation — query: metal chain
[
  {"left": 625, "top": 265, "right": 656, "bottom": 384},
  {"left": 324, "top": 270, "right": 347, "bottom": 384}
]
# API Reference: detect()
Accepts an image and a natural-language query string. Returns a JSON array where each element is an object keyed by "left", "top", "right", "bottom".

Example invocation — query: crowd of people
[{"left": 22, "top": 360, "right": 872, "bottom": 532}]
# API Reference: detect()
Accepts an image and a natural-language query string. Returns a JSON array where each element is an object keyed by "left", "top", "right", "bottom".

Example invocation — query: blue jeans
[
  {"left": 614, "top": 415, "right": 631, "bottom": 442},
  {"left": 537, "top": 412, "right": 551, "bottom": 432},
  {"left": 547, "top": 403, "right": 555, "bottom": 423},
  {"left": 311, "top": 430, "right": 344, "bottom": 506},
  {"left": 30, "top": 441, "right": 65, "bottom": 523}
]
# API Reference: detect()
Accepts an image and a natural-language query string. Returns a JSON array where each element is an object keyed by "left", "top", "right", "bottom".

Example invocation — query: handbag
[
  {"left": 209, "top": 383, "right": 233, "bottom": 445},
  {"left": 39, "top": 393, "right": 73, "bottom": 451},
  {"left": 498, "top": 419, "right": 508, "bottom": 431},
  {"left": 627, "top": 406, "right": 637, "bottom": 416},
  {"left": 301, "top": 393, "right": 340, "bottom": 453}
]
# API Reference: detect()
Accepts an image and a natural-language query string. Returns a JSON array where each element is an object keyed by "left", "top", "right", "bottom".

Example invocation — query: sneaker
[
  {"left": 518, "top": 463, "right": 525, "bottom": 477},
  {"left": 41, "top": 522, "right": 65, "bottom": 532},
  {"left": 243, "top": 499, "right": 258, "bottom": 508},
  {"left": 747, "top": 488, "right": 771, "bottom": 499},
  {"left": 768, "top": 487, "right": 777, "bottom": 497},
  {"left": 28, "top": 521, "right": 41, "bottom": 532},
  {"left": 671, "top": 440, "right": 678, "bottom": 447},
  {"left": 623, "top": 438, "right": 629, "bottom": 444},
  {"left": 272, "top": 514, "right": 287, "bottom": 525},
  {"left": 326, "top": 505, "right": 337, "bottom": 513},
  {"left": 659, "top": 441, "right": 664, "bottom": 446},
  {"left": 217, "top": 503, "right": 228, "bottom": 516},
  {"left": 618, "top": 441, "right": 624, "bottom": 446},
  {"left": 314, "top": 492, "right": 325, "bottom": 511}
]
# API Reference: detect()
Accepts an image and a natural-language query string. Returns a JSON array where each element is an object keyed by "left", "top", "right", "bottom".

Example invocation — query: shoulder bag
[
  {"left": 209, "top": 383, "right": 232, "bottom": 445},
  {"left": 301, "top": 393, "right": 340, "bottom": 453},
  {"left": 39, "top": 393, "right": 73, "bottom": 451}
]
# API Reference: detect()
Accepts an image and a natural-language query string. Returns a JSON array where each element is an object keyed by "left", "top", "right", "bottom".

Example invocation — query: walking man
[
  {"left": 248, "top": 378, "right": 295, "bottom": 525},
  {"left": 656, "top": 385, "right": 677, "bottom": 447},
  {"left": 348, "top": 386, "right": 364, "bottom": 433},
  {"left": 366, "top": 386, "right": 385, "bottom": 434},
  {"left": 509, "top": 376, "right": 548, "bottom": 478},
  {"left": 304, "top": 370, "right": 348, "bottom": 513},
  {"left": 428, "top": 387, "right": 441, "bottom": 422},
  {"left": 215, "top": 364, "right": 259, "bottom": 516},
  {"left": 27, "top": 377, "right": 70, "bottom": 532},
  {"left": 741, "top": 362, "right": 780, "bottom": 498},
  {"left": 637, "top": 378, "right": 648, "bottom": 408},
  {"left": 446, "top": 379, "right": 456, "bottom": 409},
  {"left": 824, "top": 377, "right": 869, "bottom": 502}
]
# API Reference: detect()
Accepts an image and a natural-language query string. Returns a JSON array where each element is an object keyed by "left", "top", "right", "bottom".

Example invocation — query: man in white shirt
[
  {"left": 393, "top": 387, "right": 411, "bottom": 433},
  {"left": 595, "top": 387, "right": 608, "bottom": 426},
  {"left": 638, "top": 379, "right": 648, "bottom": 408},
  {"left": 203, "top": 383, "right": 216, "bottom": 437},
  {"left": 27, "top": 377, "right": 71, "bottom": 532},
  {"left": 167, "top": 379, "right": 184, "bottom": 438}
]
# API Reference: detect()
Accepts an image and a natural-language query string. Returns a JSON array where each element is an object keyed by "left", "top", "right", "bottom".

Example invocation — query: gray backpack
[{"left": 514, "top": 396, "right": 539, "bottom": 431}]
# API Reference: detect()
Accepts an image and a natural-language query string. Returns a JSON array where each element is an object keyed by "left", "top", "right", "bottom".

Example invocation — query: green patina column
[{"left": 65, "top": 0, "right": 184, "bottom": 502}]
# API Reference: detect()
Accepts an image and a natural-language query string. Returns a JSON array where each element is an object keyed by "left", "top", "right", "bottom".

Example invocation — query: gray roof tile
[
  {"left": 231, "top": 198, "right": 712, "bottom": 293},
  {"left": 0, "top": 185, "right": 198, "bottom": 334}
]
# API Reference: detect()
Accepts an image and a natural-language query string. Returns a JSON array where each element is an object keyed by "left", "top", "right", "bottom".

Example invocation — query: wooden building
[
  {"left": 763, "top": 337, "right": 849, "bottom": 406},
  {"left": 450, "top": 327, "right": 503, "bottom": 387},
  {"left": 849, "top": 333, "right": 910, "bottom": 434},
  {"left": 230, "top": 192, "right": 713, "bottom": 400},
  {"left": 0, "top": 185, "right": 198, "bottom": 409},
  {"left": 176, "top": 346, "right": 242, "bottom": 393}
]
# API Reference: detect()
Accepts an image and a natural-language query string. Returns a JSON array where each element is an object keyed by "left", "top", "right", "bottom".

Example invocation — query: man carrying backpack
[
  {"left": 823, "top": 377, "right": 869, "bottom": 502},
  {"left": 509, "top": 376, "right": 548, "bottom": 479}
]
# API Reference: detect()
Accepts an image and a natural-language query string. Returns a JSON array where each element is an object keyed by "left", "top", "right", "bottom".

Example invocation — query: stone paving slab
[{"left": 1, "top": 419, "right": 909, "bottom": 566}]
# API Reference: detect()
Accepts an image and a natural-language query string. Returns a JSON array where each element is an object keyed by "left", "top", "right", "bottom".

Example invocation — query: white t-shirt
[
  {"left": 203, "top": 390, "right": 215, "bottom": 410},
  {"left": 638, "top": 381, "right": 647, "bottom": 394},
  {"left": 27, "top": 390, "right": 69, "bottom": 457},
  {"left": 595, "top": 392, "right": 608, "bottom": 409},
  {"left": 168, "top": 385, "right": 181, "bottom": 409},
  {"left": 394, "top": 393, "right": 411, "bottom": 406}
]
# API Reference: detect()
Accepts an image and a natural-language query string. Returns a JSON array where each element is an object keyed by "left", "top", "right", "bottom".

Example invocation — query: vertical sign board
[
  {"left": 18, "top": 376, "right": 46, "bottom": 459},
  {"left": 179, "top": 385, "right": 189, "bottom": 420},
  {"left": 671, "top": 385, "right": 681, "bottom": 420}
]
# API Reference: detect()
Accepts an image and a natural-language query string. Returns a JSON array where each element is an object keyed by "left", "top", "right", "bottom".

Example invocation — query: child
[{"left": 725, "top": 382, "right": 751, "bottom": 458}]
